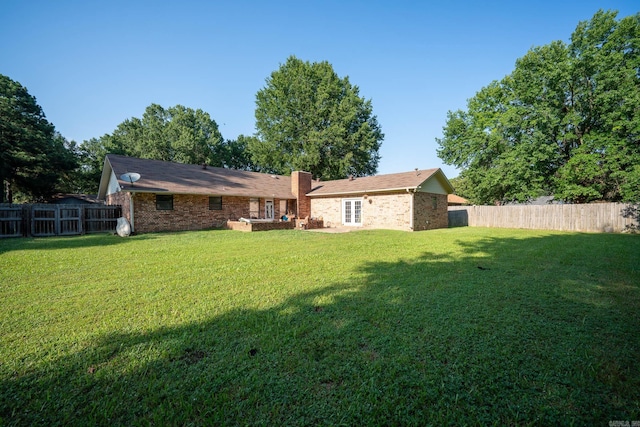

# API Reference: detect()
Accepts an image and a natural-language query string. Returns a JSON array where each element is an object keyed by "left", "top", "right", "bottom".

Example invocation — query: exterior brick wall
[
  {"left": 294, "top": 218, "right": 324, "bottom": 230},
  {"left": 104, "top": 186, "right": 449, "bottom": 234},
  {"left": 309, "top": 196, "right": 343, "bottom": 228},
  {"left": 292, "top": 171, "right": 312, "bottom": 219},
  {"left": 310, "top": 191, "right": 449, "bottom": 231},
  {"left": 362, "top": 192, "right": 412, "bottom": 230},
  {"left": 226, "top": 218, "right": 322, "bottom": 232},
  {"left": 311, "top": 191, "right": 413, "bottom": 231},
  {"left": 413, "top": 192, "right": 448, "bottom": 230},
  {"left": 105, "top": 191, "right": 292, "bottom": 234},
  {"left": 106, "top": 191, "right": 131, "bottom": 221},
  {"left": 226, "top": 220, "right": 295, "bottom": 232},
  {"left": 250, "top": 198, "right": 282, "bottom": 219},
  {"left": 131, "top": 193, "right": 247, "bottom": 233}
]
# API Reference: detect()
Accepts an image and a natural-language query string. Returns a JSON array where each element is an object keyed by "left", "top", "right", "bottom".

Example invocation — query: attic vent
[
  {"left": 270, "top": 175, "right": 277, "bottom": 179},
  {"left": 415, "top": 168, "right": 420, "bottom": 176},
  {"left": 202, "top": 163, "right": 207, "bottom": 169},
  {"left": 348, "top": 175, "right": 354, "bottom": 181}
]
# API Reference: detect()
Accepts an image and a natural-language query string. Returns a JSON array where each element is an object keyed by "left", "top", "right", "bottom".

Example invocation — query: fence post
[
  {"left": 80, "top": 205, "right": 85, "bottom": 235},
  {"left": 24, "top": 205, "right": 30, "bottom": 237}
]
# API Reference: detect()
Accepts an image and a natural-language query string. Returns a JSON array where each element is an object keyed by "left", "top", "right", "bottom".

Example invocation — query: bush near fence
[
  {"left": 448, "top": 203, "right": 639, "bottom": 233},
  {"left": 0, "top": 204, "right": 122, "bottom": 238}
]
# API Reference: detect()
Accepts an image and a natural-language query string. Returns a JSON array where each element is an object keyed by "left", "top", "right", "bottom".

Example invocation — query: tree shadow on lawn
[
  {"left": 2, "top": 232, "right": 639, "bottom": 425},
  {"left": 0, "top": 233, "right": 158, "bottom": 254}
]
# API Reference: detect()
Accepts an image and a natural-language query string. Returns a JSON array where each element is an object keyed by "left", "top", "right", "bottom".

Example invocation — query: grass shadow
[
  {"left": 0, "top": 233, "right": 159, "bottom": 254},
  {"left": 1, "top": 231, "right": 638, "bottom": 425}
]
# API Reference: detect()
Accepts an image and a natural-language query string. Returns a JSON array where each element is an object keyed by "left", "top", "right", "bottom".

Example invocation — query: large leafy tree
[
  {"left": 110, "top": 103, "right": 225, "bottom": 165},
  {"left": 220, "top": 135, "right": 260, "bottom": 171},
  {"left": 437, "top": 10, "right": 640, "bottom": 204},
  {"left": 71, "top": 136, "right": 115, "bottom": 194},
  {"left": 77, "top": 103, "right": 226, "bottom": 193},
  {"left": 251, "top": 56, "right": 384, "bottom": 180},
  {"left": 0, "top": 74, "right": 77, "bottom": 202}
]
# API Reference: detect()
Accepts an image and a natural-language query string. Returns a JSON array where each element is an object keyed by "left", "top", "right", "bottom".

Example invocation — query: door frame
[
  {"left": 342, "top": 198, "right": 363, "bottom": 226},
  {"left": 265, "top": 199, "right": 274, "bottom": 220}
]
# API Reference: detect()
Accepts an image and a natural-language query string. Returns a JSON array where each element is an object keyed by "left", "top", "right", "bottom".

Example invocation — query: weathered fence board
[
  {"left": 60, "top": 206, "right": 82, "bottom": 235},
  {"left": 448, "top": 209, "right": 469, "bottom": 228},
  {"left": 84, "top": 206, "right": 122, "bottom": 233},
  {"left": 0, "top": 207, "right": 23, "bottom": 237},
  {"left": 0, "top": 204, "right": 121, "bottom": 238},
  {"left": 31, "top": 206, "right": 59, "bottom": 237},
  {"left": 448, "top": 203, "right": 638, "bottom": 233}
]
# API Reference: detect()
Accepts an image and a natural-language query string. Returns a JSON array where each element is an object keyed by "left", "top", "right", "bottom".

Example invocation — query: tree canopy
[
  {"left": 251, "top": 56, "right": 384, "bottom": 180},
  {"left": 221, "top": 135, "right": 261, "bottom": 171},
  {"left": 437, "top": 10, "right": 640, "bottom": 204},
  {"left": 0, "top": 74, "right": 77, "bottom": 203},
  {"left": 76, "top": 103, "right": 258, "bottom": 193},
  {"left": 102, "top": 103, "right": 225, "bottom": 165}
]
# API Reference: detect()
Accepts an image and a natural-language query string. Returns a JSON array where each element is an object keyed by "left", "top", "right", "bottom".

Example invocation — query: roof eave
[
  {"left": 97, "top": 156, "right": 114, "bottom": 200},
  {"left": 122, "top": 188, "right": 296, "bottom": 200},
  {"left": 307, "top": 186, "right": 418, "bottom": 197}
]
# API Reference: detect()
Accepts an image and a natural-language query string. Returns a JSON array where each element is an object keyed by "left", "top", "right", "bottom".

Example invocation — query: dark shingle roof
[
  {"left": 308, "top": 169, "right": 450, "bottom": 196},
  {"left": 447, "top": 194, "right": 470, "bottom": 205},
  {"left": 98, "top": 155, "right": 453, "bottom": 200},
  {"left": 102, "top": 154, "right": 296, "bottom": 199}
]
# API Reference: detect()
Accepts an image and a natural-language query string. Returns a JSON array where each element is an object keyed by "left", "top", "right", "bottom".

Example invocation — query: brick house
[
  {"left": 307, "top": 169, "right": 453, "bottom": 231},
  {"left": 97, "top": 154, "right": 453, "bottom": 233}
]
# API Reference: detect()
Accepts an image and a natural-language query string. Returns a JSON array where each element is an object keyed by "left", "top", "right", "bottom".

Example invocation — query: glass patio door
[{"left": 342, "top": 199, "right": 362, "bottom": 226}]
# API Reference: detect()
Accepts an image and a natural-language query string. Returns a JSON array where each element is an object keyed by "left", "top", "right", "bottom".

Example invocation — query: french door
[{"left": 342, "top": 199, "right": 362, "bottom": 226}]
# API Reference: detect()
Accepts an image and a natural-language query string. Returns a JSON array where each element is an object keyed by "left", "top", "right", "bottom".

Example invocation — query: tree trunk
[{"left": 3, "top": 179, "right": 13, "bottom": 204}]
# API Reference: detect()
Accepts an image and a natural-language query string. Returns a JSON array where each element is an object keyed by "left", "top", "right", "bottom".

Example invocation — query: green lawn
[{"left": 1, "top": 228, "right": 638, "bottom": 425}]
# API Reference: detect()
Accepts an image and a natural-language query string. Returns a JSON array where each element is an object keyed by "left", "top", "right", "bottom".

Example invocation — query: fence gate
[
  {"left": 31, "top": 206, "right": 58, "bottom": 237},
  {"left": 59, "top": 206, "right": 83, "bottom": 235},
  {"left": 31, "top": 205, "right": 83, "bottom": 237},
  {"left": 84, "top": 205, "right": 121, "bottom": 233}
]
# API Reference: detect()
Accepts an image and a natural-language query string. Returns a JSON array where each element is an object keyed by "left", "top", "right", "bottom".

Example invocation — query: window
[
  {"left": 249, "top": 198, "right": 259, "bottom": 218},
  {"left": 431, "top": 196, "right": 438, "bottom": 210},
  {"left": 209, "top": 196, "right": 222, "bottom": 210},
  {"left": 156, "top": 194, "right": 173, "bottom": 210}
]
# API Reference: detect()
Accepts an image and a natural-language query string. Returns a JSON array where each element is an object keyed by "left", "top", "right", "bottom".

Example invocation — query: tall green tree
[
  {"left": 220, "top": 135, "right": 260, "bottom": 171},
  {"left": 76, "top": 103, "right": 226, "bottom": 193},
  {"left": 71, "top": 136, "right": 115, "bottom": 194},
  {"left": 437, "top": 10, "right": 640, "bottom": 204},
  {"left": 555, "top": 10, "right": 640, "bottom": 202},
  {"left": 109, "top": 103, "right": 226, "bottom": 165},
  {"left": 0, "top": 74, "right": 77, "bottom": 202},
  {"left": 251, "top": 56, "right": 384, "bottom": 180}
]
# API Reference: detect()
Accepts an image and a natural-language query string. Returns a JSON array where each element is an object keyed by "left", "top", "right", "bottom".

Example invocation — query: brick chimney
[{"left": 291, "top": 171, "right": 312, "bottom": 219}]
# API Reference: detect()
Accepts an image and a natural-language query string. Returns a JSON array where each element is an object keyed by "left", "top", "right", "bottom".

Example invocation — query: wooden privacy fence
[
  {"left": 448, "top": 203, "right": 638, "bottom": 233},
  {"left": 0, "top": 204, "right": 122, "bottom": 238}
]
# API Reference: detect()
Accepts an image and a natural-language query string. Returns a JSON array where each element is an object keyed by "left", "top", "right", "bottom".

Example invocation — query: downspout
[
  {"left": 407, "top": 188, "right": 414, "bottom": 231},
  {"left": 129, "top": 192, "right": 135, "bottom": 233}
]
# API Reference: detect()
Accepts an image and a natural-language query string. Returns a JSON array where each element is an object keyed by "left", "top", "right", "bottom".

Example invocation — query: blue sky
[{"left": 1, "top": 1, "right": 637, "bottom": 178}]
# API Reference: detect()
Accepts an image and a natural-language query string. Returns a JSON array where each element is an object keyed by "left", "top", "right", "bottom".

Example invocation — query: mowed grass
[{"left": 0, "top": 227, "right": 639, "bottom": 425}]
